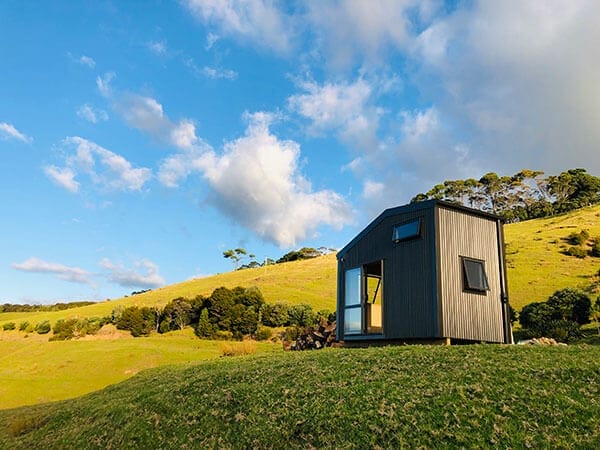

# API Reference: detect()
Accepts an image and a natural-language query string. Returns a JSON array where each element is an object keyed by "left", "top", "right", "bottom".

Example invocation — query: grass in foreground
[{"left": 1, "top": 345, "right": 598, "bottom": 448}]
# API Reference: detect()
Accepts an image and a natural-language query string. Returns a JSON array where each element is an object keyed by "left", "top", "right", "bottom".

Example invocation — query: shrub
[
  {"left": 567, "top": 230, "right": 589, "bottom": 245},
  {"left": 287, "top": 304, "right": 316, "bottom": 327},
  {"left": 51, "top": 318, "right": 78, "bottom": 340},
  {"left": 115, "top": 306, "right": 155, "bottom": 337},
  {"left": 218, "top": 340, "right": 257, "bottom": 357},
  {"left": 2, "top": 322, "right": 16, "bottom": 331},
  {"left": 261, "top": 302, "right": 290, "bottom": 327},
  {"left": 590, "top": 239, "right": 600, "bottom": 257},
  {"left": 214, "top": 330, "right": 234, "bottom": 340},
  {"left": 255, "top": 327, "right": 273, "bottom": 341},
  {"left": 519, "top": 288, "right": 592, "bottom": 342},
  {"left": 18, "top": 321, "right": 30, "bottom": 331},
  {"left": 566, "top": 246, "right": 587, "bottom": 258},
  {"left": 283, "top": 326, "right": 301, "bottom": 342},
  {"left": 35, "top": 320, "right": 51, "bottom": 334}
]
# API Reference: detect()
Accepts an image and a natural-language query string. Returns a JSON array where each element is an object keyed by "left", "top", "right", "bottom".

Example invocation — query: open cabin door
[{"left": 343, "top": 260, "right": 384, "bottom": 336}]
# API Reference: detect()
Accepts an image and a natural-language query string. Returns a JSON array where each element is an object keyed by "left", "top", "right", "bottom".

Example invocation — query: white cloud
[
  {"left": 79, "top": 55, "right": 96, "bottom": 68},
  {"left": 409, "top": 0, "right": 600, "bottom": 176},
  {"left": 362, "top": 180, "right": 385, "bottom": 200},
  {"left": 148, "top": 40, "right": 167, "bottom": 56},
  {"left": 44, "top": 165, "right": 80, "bottom": 193},
  {"left": 305, "top": 0, "right": 428, "bottom": 68},
  {"left": 77, "top": 104, "right": 109, "bottom": 124},
  {"left": 98, "top": 77, "right": 201, "bottom": 152},
  {"left": 100, "top": 258, "right": 165, "bottom": 288},
  {"left": 288, "top": 78, "right": 380, "bottom": 151},
  {"left": 202, "top": 66, "right": 238, "bottom": 80},
  {"left": 96, "top": 72, "right": 116, "bottom": 97},
  {"left": 205, "top": 32, "right": 220, "bottom": 50},
  {"left": 183, "top": 0, "right": 294, "bottom": 54},
  {"left": 199, "top": 112, "right": 353, "bottom": 247},
  {"left": 0, "top": 122, "right": 33, "bottom": 143},
  {"left": 157, "top": 142, "right": 213, "bottom": 187},
  {"left": 400, "top": 108, "right": 439, "bottom": 140},
  {"left": 45, "top": 137, "right": 151, "bottom": 193},
  {"left": 12, "top": 257, "right": 93, "bottom": 286}
]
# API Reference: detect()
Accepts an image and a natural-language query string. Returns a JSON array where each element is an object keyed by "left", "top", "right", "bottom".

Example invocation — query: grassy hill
[
  {"left": 0, "top": 253, "right": 338, "bottom": 328},
  {"left": 1, "top": 345, "right": 598, "bottom": 448},
  {"left": 2, "top": 205, "right": 599, "bottom": 331},
  {"left": 503, "top": 205, "right": 600, "bottom": 310}
]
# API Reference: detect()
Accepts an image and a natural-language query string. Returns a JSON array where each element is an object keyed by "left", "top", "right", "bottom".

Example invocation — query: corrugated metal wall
[
  {"left": 338, "top": 206, "right": 439, "bottom": 339},
  {"left": 436, "top": 206, "right": 504, "bottom": 342}
]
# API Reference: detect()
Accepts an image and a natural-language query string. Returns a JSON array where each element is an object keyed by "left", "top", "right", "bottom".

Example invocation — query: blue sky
[{"left": 2, "top": 1, "right": 600, "bottom": 304}]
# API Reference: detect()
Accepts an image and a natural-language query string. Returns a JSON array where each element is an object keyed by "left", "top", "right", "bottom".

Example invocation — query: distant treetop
[{"left": 411, "top": 168, "right": 600, "bottom": 222}]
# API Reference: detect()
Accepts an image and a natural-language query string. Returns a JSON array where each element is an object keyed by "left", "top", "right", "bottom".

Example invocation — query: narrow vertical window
[{"left": 344, "top": 268, "right": 362, "bottom": 334}]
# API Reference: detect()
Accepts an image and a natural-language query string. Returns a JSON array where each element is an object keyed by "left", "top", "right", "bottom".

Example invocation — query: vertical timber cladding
[
  {"left": 339, "top": 204, "right": 438, "bottom": 339},
  {"left": 436, "top": 205, "right": 504, "bottom": 342}
]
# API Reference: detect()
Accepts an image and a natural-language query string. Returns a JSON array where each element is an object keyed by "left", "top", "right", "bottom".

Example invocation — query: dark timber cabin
[{"left": 336, "top": 200, "right": 513, "bottom": 345}]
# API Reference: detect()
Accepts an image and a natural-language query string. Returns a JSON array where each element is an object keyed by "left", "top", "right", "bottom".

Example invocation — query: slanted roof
[{"left": 337, "top": 199, "right": 502, "bottom": 260}]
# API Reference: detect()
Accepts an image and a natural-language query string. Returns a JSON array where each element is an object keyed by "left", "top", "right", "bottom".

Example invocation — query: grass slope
[
  {"left": 503, "top": 204, "right": 600, "bottom": 310},
  {"left": 0, "top": 328, "right": 278, "bottom": 410},
  {"left": 1, "top": 345, "right": 598, "bottom": 448}
]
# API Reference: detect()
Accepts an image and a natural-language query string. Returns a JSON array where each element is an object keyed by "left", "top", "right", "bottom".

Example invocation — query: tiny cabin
[{"left": 336, "top": 200, "right": 512, "bottom": 344}]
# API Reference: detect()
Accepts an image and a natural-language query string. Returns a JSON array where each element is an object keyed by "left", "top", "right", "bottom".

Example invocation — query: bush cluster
[
  {"left": 519, "top": 288, "right": 591, "bottom": 342},
  {"left": 50, "top": 317, "right": 106, "bottom": 341},
  {"left": 2, "top": 322, "right": 16, "bottom": 331},
  {"left": 109, "top": 286, "right": 330, "bottom": 341}
]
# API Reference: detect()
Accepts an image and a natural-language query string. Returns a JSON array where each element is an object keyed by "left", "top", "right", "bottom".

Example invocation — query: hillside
[
  {"left": 1, "top": 206, "right": 600, "bottom": 331},
  {"left": 503, "top": 204, "right": 600, "bottom": 310},
  {"left": 1, "top": 345, "right": 598, "bottom": 448},
  {"left": 0, "top": 254, "right": 338, "bottom": 327}
]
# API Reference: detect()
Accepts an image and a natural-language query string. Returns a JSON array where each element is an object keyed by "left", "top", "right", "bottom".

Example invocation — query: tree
[
  {"left": 160, "top": 297, "right": 193, "bottom": 331},
  {"left": 223, "top": 248, "right": 248, "bottom": 270},
  {"left": 195, "top": 308, "right": 215, "bottom": 338}
]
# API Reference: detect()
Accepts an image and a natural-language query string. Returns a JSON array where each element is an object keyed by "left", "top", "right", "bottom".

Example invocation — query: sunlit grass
[
  {"left": 1, "top": 345, "right": 598, "bottom": 448},
  {"left": 0, "top": 327, "right": 279, "bottom": 409}
]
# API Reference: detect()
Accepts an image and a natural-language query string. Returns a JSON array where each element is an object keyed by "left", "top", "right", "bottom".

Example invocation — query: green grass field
[
  {"left": 1, "top": 345, "right": 598, "bottom": 448},
  {"left": 0, "top": 206, "right": 599, "bottom": 412},
  {"left": 0, "top": 327, "right": 278, "bottom": 410}
]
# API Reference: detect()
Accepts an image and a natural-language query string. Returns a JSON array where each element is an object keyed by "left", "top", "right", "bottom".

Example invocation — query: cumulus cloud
[
  {"left": 198, "top": 112, "right": 353, "bottom": 247},
  {"left": 44, "top": 165, "right": 80, "bottom": 193},
  {"left": 305, "top": 0, "right": 429, "bottom": 69},
  {"left": 97, "top": 75, "right": 201, "bottom": 152},
  {"left": 100, "top": 258, "right": 165, "bottom": 288},
  {"left": 288, "top": 78, "right": 381, "bottom": 151},
  {"left": 77, "top": 104, "right": 109, "bottom": 124},
  {"left": 12, "top": 257, "right": 93, "bottom": 286},
  {"left": 410, "top": 0, "right": 600, "bottom": 176},
  {"left": 45, "top": 137, "right": 151, "bottom": 193},
  {"left": 183, "top": 0, "right": 294, "bottom": 54},
  {"left": 0, "top": 122, "right": 33, "bottom": 143}
]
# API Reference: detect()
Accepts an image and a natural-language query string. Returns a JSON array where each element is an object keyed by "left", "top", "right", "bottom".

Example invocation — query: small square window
[
  {"left": 462, "top": 257, "right": 489, "bottom": 292},
  {"left": 392, "top": 219, "right": 421, "bottom": 243}
]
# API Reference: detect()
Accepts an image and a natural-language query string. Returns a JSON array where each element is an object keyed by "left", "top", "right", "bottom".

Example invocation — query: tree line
[
  {"left": 112, "top": 286, "right": 332, "bottom": 340},
  {"left": 223, "top": 246, "right": 336, "bottom": 271},
  {"left": 412, "top": 168, "right": 600, "bottom": 222}
]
